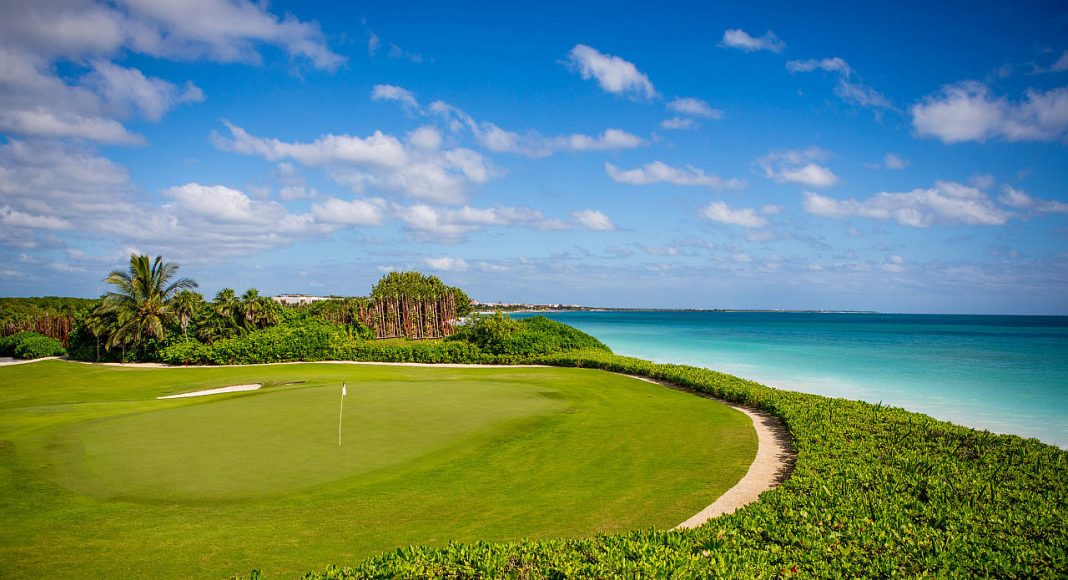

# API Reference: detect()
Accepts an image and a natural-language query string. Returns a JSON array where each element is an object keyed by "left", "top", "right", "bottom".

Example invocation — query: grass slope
[
  {"left": 0, "top": 360, "right": 755, "bottom": 578},
  {"left": 308, "top": 351, "right": 1066, "bottom": 578}
]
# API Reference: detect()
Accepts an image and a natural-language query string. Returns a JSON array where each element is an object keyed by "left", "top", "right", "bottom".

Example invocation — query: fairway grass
[{"left": 0, "top": 360, "right": 756, "bottom": 578}]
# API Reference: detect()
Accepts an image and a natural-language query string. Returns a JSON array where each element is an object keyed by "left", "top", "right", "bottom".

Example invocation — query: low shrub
[
  {"left": 156, "top": 340, "right": 213, "bottom": 365},
  {"left": 204, "top": 320, "right": 353, "bottom": 365},
  {"left": 451, "top": 314, "right": 609, "bottom": 356},
  {"left": 0, "top": 331, "right": 35, "bottom": 356},
  {"left": 341, "top": 338, "right": 488, "bottom": 364},
  {"left": 0, "top": 332, "right": 66, "bottom": 359}
]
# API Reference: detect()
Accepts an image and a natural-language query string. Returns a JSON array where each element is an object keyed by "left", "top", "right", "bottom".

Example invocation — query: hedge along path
[
  {"left": 82, "top": 358, "right": 793, "bottom": 526},
  {"left": 626, "top": 375, "right": 795, "bottom": 528}
]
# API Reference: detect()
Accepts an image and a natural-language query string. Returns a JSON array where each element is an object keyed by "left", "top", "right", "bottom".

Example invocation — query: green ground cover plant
[{"left": 0, "top": 361, "right": 754, "bottom": 579}]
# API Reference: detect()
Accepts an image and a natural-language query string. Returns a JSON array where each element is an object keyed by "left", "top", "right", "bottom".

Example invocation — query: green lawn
[{"left": 0, "top": 360, "right": 756, "bottom": 579}]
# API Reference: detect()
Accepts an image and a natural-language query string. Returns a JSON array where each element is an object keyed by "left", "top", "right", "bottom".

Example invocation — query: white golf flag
[{"left": 338, "top": 383, "right": 347, "bottom": 447}]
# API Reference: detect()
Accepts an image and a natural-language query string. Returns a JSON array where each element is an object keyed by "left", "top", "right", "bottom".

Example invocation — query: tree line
[{"left": 15, "top": 254, "right": 471, "bottom": 362}]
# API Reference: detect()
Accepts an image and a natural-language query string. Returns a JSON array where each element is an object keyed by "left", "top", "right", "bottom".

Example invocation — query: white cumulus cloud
[
  {"left": 572, "top": 209, "right": 616, "bottom": 231},
  {"left": 311, "top": 197, "right": 386, "bottom": 226},
  {"left": 912, "top": 81, "right": 1068, "bottom": 143},
  {"left": 565, "top": 44, "right": 656, "bottom": 99},
  {"left": 0, "top": 0, "right": 341, "bottom": 144},
  {"left": 84, "top": 60, "right": 204, "bottom": 121},
  {"left": 758, "top": 148, "right": 839, "bottom": 188},
  {"left": 212, "top": 121, "right": 493, "bottom": 204},
  {"left": 883, "top": 153, "right": 908, "bottom": 169},
  {"left": 371, "top": 84, "right": 419, "bottom": 110},
  {"left": 998, "top": 186, "right": 1068, "bottom": 215},
  {"left": 719, "top": 29, "right": 785, "bottom": 53},
  {"left": 700, "top": 201, "right": 767, "bottom": 228},
  {"left": 605, "top": 161, "right": 744, "bottom": 189},
  {"left": 786, "top": 57, "right": 893, "bottom": 111},
  {"left": 803, "top": 182, "right": 1012, "bottom": 227},
  {"left": 0, "top": 108, "right": 143, "bottom": 144},
  {"left": 667, "top": 97, "right": 722, "bottom": 119},
  {"left": 424, "top": 256, "right": 469, "bottom": 272},
  {"left": 116, "top": 0, "right": 344, "bottom": 70},
  {"left": 428, "top": 100, "right": 644, "bottom": 157},
  {"left": 397, "top": 204, "right": 568, "bottom": 242},
  {"left": 660, "top": 117, "right": 695, "bottom": 130},
  {"left": 0, "top": 206, "right": 72, "bottom": 230}
]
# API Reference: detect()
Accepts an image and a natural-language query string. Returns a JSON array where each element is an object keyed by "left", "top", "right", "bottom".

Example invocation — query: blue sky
[{"left": 1, "top": 1, "right": 1067, "bottom": 314}]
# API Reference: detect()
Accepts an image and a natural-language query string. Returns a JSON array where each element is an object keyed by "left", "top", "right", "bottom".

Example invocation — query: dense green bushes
[
  {"left": 158, "top": 320, "right": 353, "bottom": 365},
  {"left": 341, "top": 339, "right": 487, "bottom": 364},
  {"left": 452, "top": 313, "right": 610, "bottom": 356},
  {"left": 153, "top": 314, "right": 608, "bottom": 366},
  {"left": 0, "top": 332, "right": 66, "bottom": 359},
  {"left": 0, "top": 297, "right": 96, "bottom": 325},
  {"left": 296, "top": 350, "right": 1067, "bottom": 578}
]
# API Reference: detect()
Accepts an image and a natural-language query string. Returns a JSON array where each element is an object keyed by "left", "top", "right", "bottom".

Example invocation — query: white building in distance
[{"left": 272, "top": 294, "right": 328, "bottom": 306}]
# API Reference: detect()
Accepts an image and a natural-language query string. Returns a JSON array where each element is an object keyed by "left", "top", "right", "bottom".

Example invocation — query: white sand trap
[
  {"left": 0, "top": 356, "right": 60, "bottom": 366},
  {"left": 157, "top": 384, "right": 261, "bottom": 399}
]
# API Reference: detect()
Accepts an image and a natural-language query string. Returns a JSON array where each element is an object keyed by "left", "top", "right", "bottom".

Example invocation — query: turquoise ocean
[{"left": 513, "top": 311, "right": 1068, "bottom": 448}]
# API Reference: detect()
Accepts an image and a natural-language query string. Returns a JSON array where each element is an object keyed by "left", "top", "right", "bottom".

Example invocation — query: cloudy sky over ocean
[{"left": 1, "top": 1, "right": 1066, "bottom": 313}]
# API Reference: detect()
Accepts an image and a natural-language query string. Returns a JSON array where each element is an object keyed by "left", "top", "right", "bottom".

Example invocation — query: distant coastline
[{"left": 477, "top": 302, "right": 879, "bottom": 315}]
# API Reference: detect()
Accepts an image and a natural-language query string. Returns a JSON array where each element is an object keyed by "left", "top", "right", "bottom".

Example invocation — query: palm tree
[
  {"left": 240, "top": 288, "right": 263, "bottom": 330},
  {"left": 213, "top": 288, "right": 238, "bottom": 320},
  {"left": 101, "top": 254, "right": 198, "bottom": 355},
  {"left": 83, "top": 304, "right": 116, "bottom": 362},
  {"left": 212, "top": 288, "right": 242, "bottom": 335},
  {"left": 172, "top": 290, "right": 203, "bottom": 341}
]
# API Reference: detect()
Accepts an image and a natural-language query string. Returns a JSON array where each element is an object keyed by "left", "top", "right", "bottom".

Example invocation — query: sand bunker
[{"left": 157, "top": 384, "right": 261, "bottom": 399}]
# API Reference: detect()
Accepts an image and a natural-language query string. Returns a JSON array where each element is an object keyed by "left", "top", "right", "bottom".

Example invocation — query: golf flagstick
[{"left": 338, "top": 382, "right": 347, "bottom": 447}]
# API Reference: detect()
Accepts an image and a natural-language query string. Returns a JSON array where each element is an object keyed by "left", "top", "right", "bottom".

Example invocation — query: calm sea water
[{"left": 513, "top": 311, "right": 1068, "bottom": 448}]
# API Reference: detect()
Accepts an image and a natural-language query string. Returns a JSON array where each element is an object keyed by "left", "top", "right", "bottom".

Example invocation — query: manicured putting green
[
  {"left": 54, "top": 380, "right": 564, "bottom": 501},
  {"left": 0, "top": 361, "right": 756, "bottom": 579}
]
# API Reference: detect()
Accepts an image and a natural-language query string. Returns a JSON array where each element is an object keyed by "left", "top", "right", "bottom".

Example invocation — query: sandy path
[
  {"left": 157, "top": 384, "right": 262, "bottom": 399},
  {"left": 675, "top": 405, "right": 793, "bottom": 527},
  {"left": 624, "top": 375, "right": 794, "bottom": 528}
]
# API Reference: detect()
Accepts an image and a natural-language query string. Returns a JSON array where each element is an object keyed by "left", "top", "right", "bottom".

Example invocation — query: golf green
[{"left": 0, "top": 360, "right": 756, "bottom": 578}]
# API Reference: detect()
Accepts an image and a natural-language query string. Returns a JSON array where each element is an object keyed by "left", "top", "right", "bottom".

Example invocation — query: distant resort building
[
  {"left": 272, "top": 294, "right": 328, "bottom": 306},
  {"left": 472, "top": 301, "right": 584, "bottom": 311}
]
